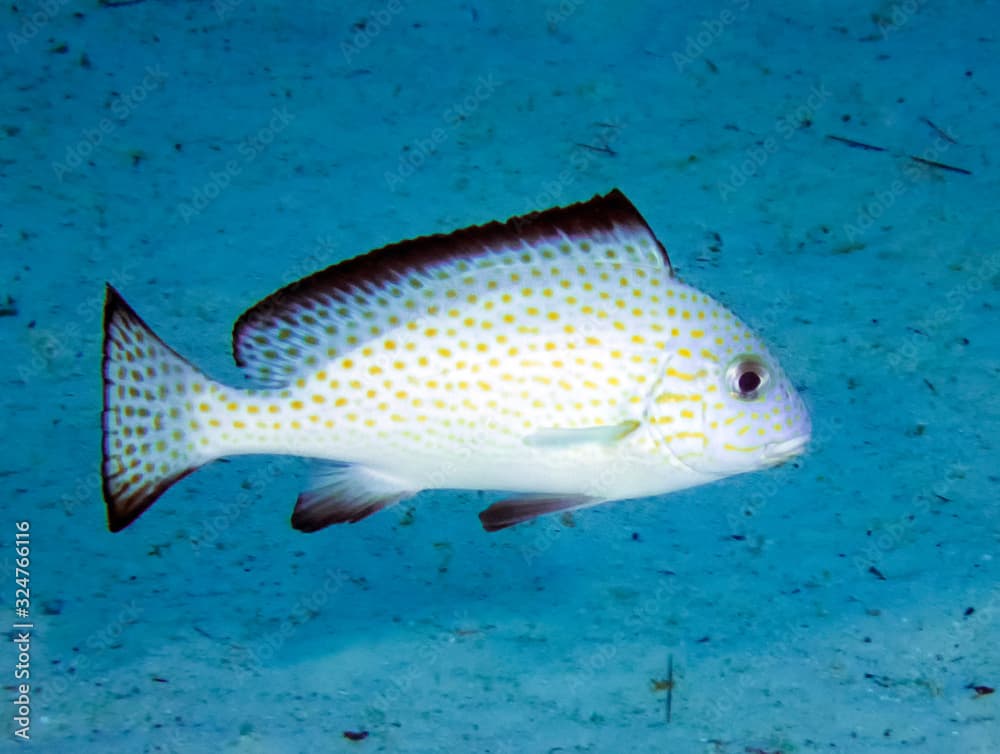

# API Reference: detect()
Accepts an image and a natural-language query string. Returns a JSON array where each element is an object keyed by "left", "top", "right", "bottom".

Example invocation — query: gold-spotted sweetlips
[{"left": 101, "top": 190, "right": 810, "bottom": 533}]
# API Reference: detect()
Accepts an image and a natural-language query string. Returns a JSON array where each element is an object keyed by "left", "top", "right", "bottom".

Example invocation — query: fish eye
[{"left": 726, "top": 356, "right": 769, "bottom": 401}]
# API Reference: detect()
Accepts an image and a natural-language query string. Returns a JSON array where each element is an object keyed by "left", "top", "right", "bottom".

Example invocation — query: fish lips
[{"left": 761, "top": 433, "right": 811, "bottom": 466}]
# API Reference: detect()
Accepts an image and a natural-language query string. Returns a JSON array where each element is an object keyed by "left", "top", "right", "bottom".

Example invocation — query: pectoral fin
[
  {"left": 478, "top": 494, "right": 605, "bottom": 532},
  {"left": 522, "top": 419, "right": 640, "bottom": 449}
]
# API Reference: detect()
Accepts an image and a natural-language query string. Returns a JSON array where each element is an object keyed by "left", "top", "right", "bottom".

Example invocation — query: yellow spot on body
[
  {"left": 667, "top": 367, "right": 699, "bottom": 381},
  {"left": 674, "top": 431, "right": 707, "bottom": 444}
]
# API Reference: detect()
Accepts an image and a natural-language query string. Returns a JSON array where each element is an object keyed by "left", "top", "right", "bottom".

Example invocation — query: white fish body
[{"left": 102, "top": 190, "right": 810, "bottom": 532}]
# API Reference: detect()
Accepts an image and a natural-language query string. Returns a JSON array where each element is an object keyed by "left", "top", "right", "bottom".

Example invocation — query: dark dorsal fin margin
[{"left": 232, "top": 189, "right": 666, "bottom": 368}]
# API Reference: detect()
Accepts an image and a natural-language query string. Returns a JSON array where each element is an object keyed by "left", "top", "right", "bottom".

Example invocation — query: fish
[{"left": 101, "top": 189, "right": 811, "bottom": 534}]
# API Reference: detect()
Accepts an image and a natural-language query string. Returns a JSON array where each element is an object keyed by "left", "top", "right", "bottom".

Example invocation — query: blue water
[{"left": 2, "top": 1, "right": 998, "bottom": 751}]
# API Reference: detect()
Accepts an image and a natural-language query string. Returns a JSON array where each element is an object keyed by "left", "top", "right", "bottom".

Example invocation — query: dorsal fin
[{"left": 231, "top": 189, "right": 670, "bottom": 385}]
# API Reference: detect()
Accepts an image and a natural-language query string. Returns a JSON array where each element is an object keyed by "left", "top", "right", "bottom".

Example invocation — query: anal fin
[
  {"left": 291, "top": 463, "right": 418, "bottom": 532},
  {"left": 478, "top": 494, "right": 604, "bottom": 532}
]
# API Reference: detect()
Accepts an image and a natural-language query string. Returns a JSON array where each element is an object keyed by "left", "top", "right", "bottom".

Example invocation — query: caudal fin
[{"left": 101, "top": 285, "right": 212, "bottom": 531}]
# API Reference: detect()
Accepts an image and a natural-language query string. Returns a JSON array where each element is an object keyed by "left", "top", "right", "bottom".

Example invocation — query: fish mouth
[{"left": 762, "top": 434, "right": 811, "bottom": 465}]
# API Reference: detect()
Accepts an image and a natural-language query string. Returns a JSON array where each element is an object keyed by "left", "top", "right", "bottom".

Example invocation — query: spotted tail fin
[{"left": 101, "top": 285, "right": 214, "bottom": 532}]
